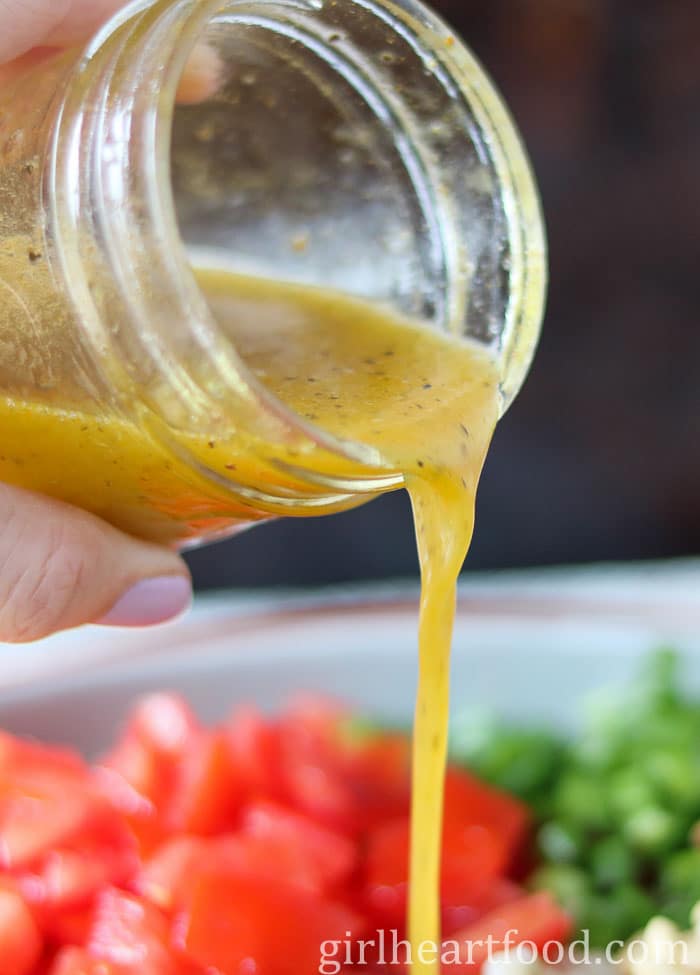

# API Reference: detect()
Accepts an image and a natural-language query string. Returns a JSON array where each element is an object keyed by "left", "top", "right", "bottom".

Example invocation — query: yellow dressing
[{"left": 0, "top": 269, "right": 500, "bottom": 972}]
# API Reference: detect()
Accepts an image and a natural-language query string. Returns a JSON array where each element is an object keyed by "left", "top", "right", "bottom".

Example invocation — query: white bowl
[{"left": 2, "top": 574, "right": 700, "bottom": 753}]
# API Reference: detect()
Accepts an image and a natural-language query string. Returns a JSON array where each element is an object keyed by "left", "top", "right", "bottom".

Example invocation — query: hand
[
  {"left": 0, "top": 0, "right": 126, "bottom": 64},
  {"left": 0, "top": 0, "right": 193, "bottom": 643}
]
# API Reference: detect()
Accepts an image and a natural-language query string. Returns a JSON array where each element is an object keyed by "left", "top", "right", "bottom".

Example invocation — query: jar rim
[
  {"left": 49, "top": 0, "right": 545, "bottom": 505},
  {"left": 49, "top": 0, "right": 406, "bottom": 505}
]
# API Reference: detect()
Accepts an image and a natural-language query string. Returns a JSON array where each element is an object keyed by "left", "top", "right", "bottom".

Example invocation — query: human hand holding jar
[
  {"left": 0, "top": 0, "right": 543, "bottom": 649},
  {"left": 0, "top": 0, "right": 193, "bottom": 643}
]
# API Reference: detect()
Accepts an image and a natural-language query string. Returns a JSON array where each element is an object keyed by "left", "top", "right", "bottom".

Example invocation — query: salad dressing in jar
[{"left": 0, "top": 1, "right": 545, "bottom": 970}]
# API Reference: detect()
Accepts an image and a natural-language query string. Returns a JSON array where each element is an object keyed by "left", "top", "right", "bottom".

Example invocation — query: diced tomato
[
  {"left": 99, "top": 695, "right": 199, "bottom": 818},
  {"left": 276, "top": 722, "right": 358, "bottom": 835},
  {"left": 443, "top": 891, "right": 573, "bottom": 971},
  {"left": 0, "top": 886, "right": 43, "bottom": 975},
  {"left": 224, "top": 707, "right": 282, "bottom": 800},
  {"left": 49, "top": 945, "right": 185, "bottom": 975},
  {"left": 275, "top": 706, "right": 410, "bottom": 836},
  {"left": 50, "top": 947, "right": 112, "bottom": 974},
  {"left": 129, "top": 695, "right": 200, "bottom": 759},
  {"left": 0, "top": 761, "right": 134, "bottom": 896},
  {"left": 100, "top": 736, "right": 169, "bottom": 810},
  {"left": 166, "top": 732, "right": 243, "bottom": 836},
  {"left": 87, "top": 888, "right": 197, "bottom": 975},
  {"left": 141, "top": 804, "right": 355, "bottom": 915},
  {"left": 0, "top": 738, "right": 94, "bottom": 871},
  {"left": 283, "top": 695, "right": 351, "bottom": 740},
  {"left": 440, "top": 823, "right": 509, "bottom": 905},
  {"left": 441, "top": 880, "right": 523, "bottom": 938},
  {"left": 240, "top": 800, "right": 356, "bottom": 890},
  {"left": 211, "top": 832, "right": 328, "bottom": 895},
  {"left": 0, "top": 792, "right": 89, "bottom": 870},
  {"left": 14, "top": 796, "right": 137, "bottom": 949},
  {"left": 140, "top": 837, "right": 210, "bottom": 912},
  {"left": 93, "top": 764, "right": 165, "bottom": 859},
  {"left": 0, "top": 734, "right": 86, "bottom": 785},
  {"left": 364, "top": 816, "right": 506, "bottom": 929},
  {"left": 346, "top": 734, "right": 411, "bottom": 829},
  {"left": 43, "top": 903, "right": 95, "bottom": 947},
  {"left": 442, "top": 769, "right": 531, "bottom": 867},
  {"left": 97, "top": 696, "right": 204, "bottom": 856},
  {"left": 179, "top": 870, "right": 364, "bottom": 975},
  {"left": 0, "top": 696, "right": 568, "bottom": 975},
  {"left": 280, "top": 754, "right": 357, "bottom": 835}
]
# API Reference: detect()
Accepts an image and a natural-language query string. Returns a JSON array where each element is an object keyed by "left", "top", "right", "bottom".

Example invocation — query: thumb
[
  {"left": 0, "top": 0, "right": 121, "bottom": 63},
  {"left": 0, "top": 485, "right": 192, "bottom": 643}
]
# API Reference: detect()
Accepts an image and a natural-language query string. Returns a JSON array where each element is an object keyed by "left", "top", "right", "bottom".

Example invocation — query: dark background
[{"left": 187, "top": 0, "right": 700, "bottom": 591}]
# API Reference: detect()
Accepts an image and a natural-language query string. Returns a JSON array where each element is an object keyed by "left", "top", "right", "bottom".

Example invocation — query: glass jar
[{"left": 0, "top": 0, "right": 545, "bottom": 547}]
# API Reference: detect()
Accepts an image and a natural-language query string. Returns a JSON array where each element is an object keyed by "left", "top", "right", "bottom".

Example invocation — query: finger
[
  {"left": 0, "top": 484, "right": 192, "bottom": 643},
  {"left": 0, "top": 15, "right": 223, "bottom": 105},
  {"left": 44, "top": 0, "right": 129, "bottom": 46},
  {"left": 0, "top": 0, "right": 72, "bottom": 63},
  {"left": 32, "top": 0, "right": 224, "bottom": 102},
  {"left": 0, "top": 41, "right": 223, "bottom": 104}
]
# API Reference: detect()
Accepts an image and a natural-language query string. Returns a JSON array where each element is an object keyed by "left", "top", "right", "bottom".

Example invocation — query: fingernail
[{"left": 98, "top": 576, "right": 192, "bottom": 628}]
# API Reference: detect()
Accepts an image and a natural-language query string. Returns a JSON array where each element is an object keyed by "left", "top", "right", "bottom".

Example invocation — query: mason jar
[{"left": 0, "top": 0, "right": 545, "bottom": 547}]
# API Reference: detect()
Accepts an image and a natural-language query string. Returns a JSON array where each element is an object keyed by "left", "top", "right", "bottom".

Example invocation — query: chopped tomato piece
[
  {"left": 364, "top": 817, "right": 506, "bottom": 928},
  {"left": 0, "top": 886, "right": 43, "bottom": 975},
  {"left": 441, "top": 880, "right": 522, "bottom": 937},
  {"left": 0, "top": 733, "right": 85, "bottom": 781},
  {"left": 100, "top": 732, "right": 173, "bottom": 817},
  {"left": 94, "top": 764, "right": 165, "bottom": 860},
  {"left": 274, "top": 701, "right": 364, "bottom": 835},
  {"left": 140, "top": 837, "right": 210, "bottom": 912},
  {"left": 43, "top": 903, "right": 95, "bottom": 948},
  {"left": 212, "top": 832, "right": 329, "bottom": 894},
  {"left": 224, "top": 707, "right": 282, "bottom": 800},
  {"left": 240, "top": 800, "right": 356, "bottom": 890},
  {"left": 346, "top": 734, "right": 411, "bottom": 828},
  {"left": 283, "top": 695, "right": 351, "bottom": 740},
  {"left": 99, "top": 695, "right": 199, "bottom": 822},
  {"left": 129, "top": 695, "right": 200, "bottom": 759},
  {"left": 180, "top": 870, "right": 364, "bottom": 975},
  {"left": 166, "top": 732, "right": 243, "bottom": 836},
  {"left": 443, "top": 768, "right": 531, "bottom": 866},
  {"left": 0, "top": 792, "right": 90, "bottom": 869},
  {"left": 0, "top": 696, "right": 567, "bottom": 975},
  {"left": 444, "top": 891, "right": 573, "bottom": 971},
  {"left": 140, "top": 828, "right": 333, "bottom": 913},
  {"left": 280, "top": 755, "right": 357, "bottom": 835},
  {"left": 88, "top": 888, "right": 197, "bottom": 974},
  {"left": 50, "top": 947, "right": 112, "bottom": 974}
]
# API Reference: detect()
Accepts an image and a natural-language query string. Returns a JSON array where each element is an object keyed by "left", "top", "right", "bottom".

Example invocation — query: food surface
[
  {"left": 0, "top": 693, "right": 564, "bottom": 974},
  {"left": 3, "top": 653, "right": 700, "bottom": 974},
  {"left": 456, "top": 651, "right": 700, "bottom": 946}
]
